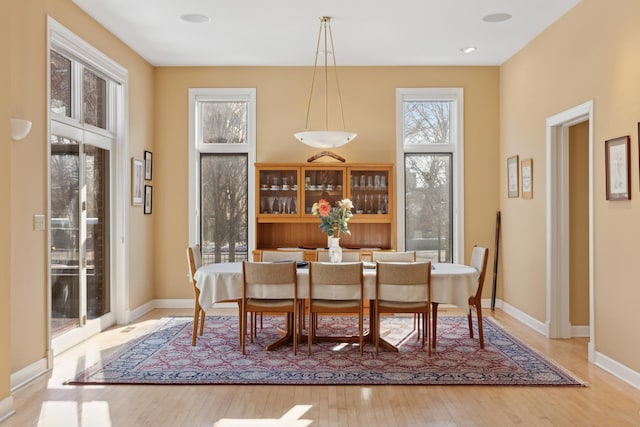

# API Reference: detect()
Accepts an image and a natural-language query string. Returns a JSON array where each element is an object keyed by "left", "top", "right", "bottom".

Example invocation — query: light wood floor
[{"left": 4, "top": 307, "right": 640, "bottom": 427}]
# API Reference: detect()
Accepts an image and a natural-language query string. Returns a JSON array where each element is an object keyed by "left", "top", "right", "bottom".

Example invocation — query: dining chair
[
  {"left": 308, "top": 262, "right": 364, "bottom": 355},
  {"left": 186, "top": 245, "right": 205, "bottom": 346},
  {"left": 431, "top": 245, "right": 489, "bottom": 349},
  {"left": 372, "top": 250, "right": 419, "bottom": 329},
  {"left": 372, "top": 251, "right": 416, "bottom": 262},
  {"left": 316, "top": 249, "right": 361, "bottom": 262},
  {"left": 253, "top": 249, "right": 304, "bottom": 330},
  {"left": 466, "top": 245, "right": 489, "bottom": 348},
  {"left": 257, "top": 249, "right": 305, "bottom": 262},
  {"left": 375, "top": 261, "right": 432, "bottom": 355},
  {"left": 241, "top": 261, "right": 299, "bottom": 355},
  {"left": 187, "top": 245, "right": 242, "bottom": 346}
]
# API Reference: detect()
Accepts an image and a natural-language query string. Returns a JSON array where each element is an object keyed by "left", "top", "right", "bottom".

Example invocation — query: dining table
[{"left": 194, "top": 261, "right": 479, "bottom": 351}]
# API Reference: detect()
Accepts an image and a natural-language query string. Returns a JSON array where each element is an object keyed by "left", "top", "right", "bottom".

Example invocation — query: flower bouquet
[{"left": 311, "top": 198, "right": 353, "bottom": 237}]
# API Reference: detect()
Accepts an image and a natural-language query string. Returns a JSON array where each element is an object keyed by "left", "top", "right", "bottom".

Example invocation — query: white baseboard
[
  {"left": 153, "top": 299, "right": 193, "bottom": 310},
  {"left": 128, "top": 300, "right": 155, "bottom": 322},
  {"left": 0, "top": 395, "right": 15, "bottom": 423},
  {"left": 498, "top": 299, "right": 548, "bottom": 336},
  {"left": 593, "top": 350, "right": 640, "bottom": 391},
  {"left": 496, "top": 298, "right": 639, "bottom": 392},
  {"left": 128, "top": 299, "right": 239, "bottom": 323},
  {"left": 571, "top": 325, "right": 590, "bottom": 338},
  {"left": 10, "top": 358, "right": 48, "bottom": 392}
]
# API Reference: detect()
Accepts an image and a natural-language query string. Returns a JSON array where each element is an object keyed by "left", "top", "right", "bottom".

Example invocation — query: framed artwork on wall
[
  {"left": 605, "top": 135, "right": 630, "bottom": 201},
  {"left": 131, "top": 158, "right": 144, "bottom": 206},
  {"left": 507, "top": 155, "right": 519, "bottom": 198},
  {"left": 144, "top": 150, "right": 153, "bottom": 181},
  {"left": 521, "top": 158, "right": 533, "bottom": 199},
  {"left": 144, "top": 185, "right": 152, "bottom": 214}
]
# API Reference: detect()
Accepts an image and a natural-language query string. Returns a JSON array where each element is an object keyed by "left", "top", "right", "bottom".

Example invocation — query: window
[
  {"left": 396, "top": 88, "right": 464, "bottom": 263},
  {"left": 189, "top": 89, "right": 256, "bottom": 264}
]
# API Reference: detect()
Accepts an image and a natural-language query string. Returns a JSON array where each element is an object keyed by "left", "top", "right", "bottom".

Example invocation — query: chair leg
[
  {"left": 476, "top": 305, "right": 485, "bottom": 349},
  {"left": 308, "top": 310, "right": 313, "bottom": 355},
  {"left": 359, "top": 305, "right": 364, "bottom": 356},
  {"left": 249, "top": 310, "right": 255, "bottom": 343},
  {"left": 192, "top": 303, "right": 200, "bottom": 346},
  {"left": 426, "top": 305, "right": 431, "bottom": 356},
  {"left": 292, "top": 310, "right": 297, "bottom": 356},
  {"left": 468, "top": 307, "right": 474, "bottom": 339},
  {"left": 431, "top": 302, "right": 439, "bottom": 349},
  {"left": 237, "top": 301, "right": 242, "bottom": 347},
  {"left": 198, "top": 309, "right": 205, "bottom": 336},
  {"left": 240, "top": 305, "right": 246, "bottom": 355}
]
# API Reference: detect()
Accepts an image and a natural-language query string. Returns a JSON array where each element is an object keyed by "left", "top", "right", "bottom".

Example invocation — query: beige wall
[
  {"left": 154, "top": 66, "right": 500, "bottom": 299},
  {"left": 1, "top": 0, "right": 11, "bottom": 403},
  {"left": 500, "top": 0, "right": 640, "bottom": 371},
  {"left": 7, "top": 0, "right": 154, "bottom": 374},
  {"left": 569, "top": 122, "right": 589, "bottom": 326}
]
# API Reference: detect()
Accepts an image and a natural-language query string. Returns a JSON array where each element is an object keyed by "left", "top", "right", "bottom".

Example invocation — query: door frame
[{"left": 545, "top": 100, "right": 595, "bottom": 361}]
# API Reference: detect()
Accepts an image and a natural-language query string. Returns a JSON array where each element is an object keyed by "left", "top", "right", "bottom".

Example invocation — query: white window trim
[
  {"left": 395, "top": 88, "right": 464, "bottom": 263},
  {"left": 188, "top": 88, "right": 256, "bottom": 254},
  {"left": 47, "top": 17, "right": 129, "bottom": 360}
]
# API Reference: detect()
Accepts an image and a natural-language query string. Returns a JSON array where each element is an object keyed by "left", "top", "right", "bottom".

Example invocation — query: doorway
[
  {"left": 50, "top": 136, "right": 111, "bottom": 340},
  {"left": 545, "top": 101, "right": 595, "bottom": 362}
]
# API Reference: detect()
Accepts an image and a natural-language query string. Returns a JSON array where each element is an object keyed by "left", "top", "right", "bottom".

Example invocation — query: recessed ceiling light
[
  {"left": 460, "top": 46, "right": 477, "bottom": 54},
  {"left": 482, "top": 13, "right": 512, "bottom": 23},
  {"left": 181, "top": 13, "right": 210, "bottom": 24}
]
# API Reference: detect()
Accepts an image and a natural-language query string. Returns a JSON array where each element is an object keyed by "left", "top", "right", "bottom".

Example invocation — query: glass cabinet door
[
  {"left": 258, "top": 168, "right": 299, "bottom": 215},
  {"left": 348, "top": 169, "right": 389, "bottom": 215},
  {"left": 302, "top": 168, "right": 344, "bottom": 215}
]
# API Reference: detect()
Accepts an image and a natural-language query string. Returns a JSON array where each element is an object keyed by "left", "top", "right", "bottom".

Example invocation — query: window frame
[
  {"left": 395, "top": 88, "right": 464, "bottom": 263},
  {"left": 188, "top": 88, "right": 257, "bottom": 255}
]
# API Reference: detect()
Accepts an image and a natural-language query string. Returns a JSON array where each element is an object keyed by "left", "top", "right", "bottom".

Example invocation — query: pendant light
[{"left": 294, "top": 17, "right": 357, "bottom": 149}]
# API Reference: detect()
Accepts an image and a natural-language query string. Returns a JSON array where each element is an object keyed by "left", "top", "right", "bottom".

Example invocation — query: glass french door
[{"left": 50, "top": 134, "right": 110, "bottom": 340}]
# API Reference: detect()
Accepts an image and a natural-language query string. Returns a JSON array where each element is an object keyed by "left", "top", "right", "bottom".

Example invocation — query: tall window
[
  {"left": 396, "top": 88, "right": 464, "bottom": 263},
  {"left": 189, "top": 89, "right": 256, "bottom": 264}
]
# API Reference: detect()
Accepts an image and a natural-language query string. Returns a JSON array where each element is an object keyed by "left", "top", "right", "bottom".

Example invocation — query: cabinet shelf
[{"left": 255, "top": 162, "right": 394, "bottom": 252}]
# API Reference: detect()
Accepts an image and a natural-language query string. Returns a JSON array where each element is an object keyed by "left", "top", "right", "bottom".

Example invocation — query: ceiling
[{"left": 72, "top": 0, "right": 581, "bottom": 67}]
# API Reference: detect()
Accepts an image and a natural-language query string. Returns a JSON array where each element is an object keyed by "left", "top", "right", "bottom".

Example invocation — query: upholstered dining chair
[
  {"left": 316, "top": 249, "right": 361, "bottom": 262},
  {"left": 241, "top": 261, "right": 299, "bottom": 355},
  {"left": 252, "top": 249, "right": 305, "bottom": 331},
  {"left": 375, "top": 261, "right": 432, "bottom": 355},
  {"left": 308, "top": 262, "right": 364, "bottom": 355},
  {"left": 431, "top": 245, "right": 489, "bottom": 349},
  {"left": 257, "top": 249, "right": 305, "bottom": 262},
  {"left": 372, "top": 250, "right": 419, "bottom": 329},
  {"left": 372, "top": 251, "right": 416, "bottom": 262}
]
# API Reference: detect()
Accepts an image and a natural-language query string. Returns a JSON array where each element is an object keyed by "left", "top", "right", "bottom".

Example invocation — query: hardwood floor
[{"left": 4, "top": 307, "right": 640, "bottom": 426}]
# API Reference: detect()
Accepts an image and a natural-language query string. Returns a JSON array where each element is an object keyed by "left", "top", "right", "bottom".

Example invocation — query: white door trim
[{"left": 545, "top": 100, "right": 594, "bottom": 361}]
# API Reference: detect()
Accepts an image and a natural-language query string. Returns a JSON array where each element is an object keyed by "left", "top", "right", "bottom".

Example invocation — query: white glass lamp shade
[
  {"left": 294, "top": 130, "right": 357, "bottom": 149},
  {"left": 10, "top": 118, "right": 32, "bottom": 141}
]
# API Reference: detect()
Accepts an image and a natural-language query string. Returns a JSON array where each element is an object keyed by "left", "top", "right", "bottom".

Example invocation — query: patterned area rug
[{"left": 67, "top": 316, "right": 584, "bottom": 386}]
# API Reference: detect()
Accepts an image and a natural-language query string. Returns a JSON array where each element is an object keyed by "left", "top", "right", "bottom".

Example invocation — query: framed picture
[
  {"left": 507, "top": 155, "right": 519, "bottom": 198},
  {"left": 144, "top": 185, "right": 152, "bottom": 214},
  {"left": 144, "top": 150, "right": 153, "bottom": 181},
  {"left": 131, "top": 158, "right": 144, "bottom": 206},
  {"left": 521, "top": 158, "right": 533, "bottom": 199},
  {"left": 605, "top": 135, "right": 630, "bottom": 201}
]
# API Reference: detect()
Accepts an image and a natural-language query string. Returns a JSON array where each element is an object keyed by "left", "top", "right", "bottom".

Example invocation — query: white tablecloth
[{"left": 195, "top": 262, "right": 479, "bottom": 312}]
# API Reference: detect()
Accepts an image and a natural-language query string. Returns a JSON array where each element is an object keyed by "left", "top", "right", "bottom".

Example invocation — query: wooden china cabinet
[{"left": 254, "top": 162, "right": 395, "bottom": 255}]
